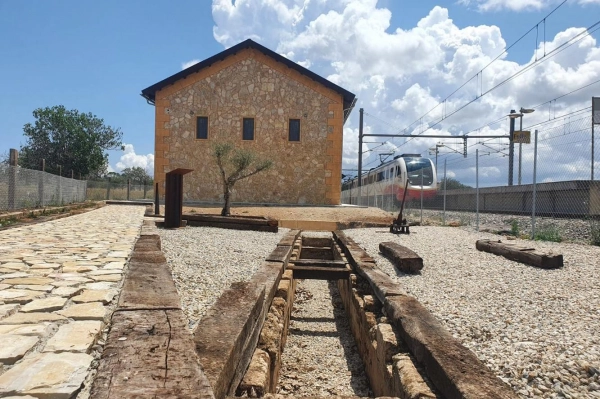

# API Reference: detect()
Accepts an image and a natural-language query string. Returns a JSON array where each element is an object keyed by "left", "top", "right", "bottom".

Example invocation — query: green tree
[
  {"left": 439, "top": 177, "right": 472, "bottom": 190},
  {"left": 121, "top": 167, "right": 152, "bottom": 185},
  {"left": 213, "top": 142, "right": 273, "bottom": 216},
  {"left": 20, "top": 105, "right": 123, "bottom": 178}
]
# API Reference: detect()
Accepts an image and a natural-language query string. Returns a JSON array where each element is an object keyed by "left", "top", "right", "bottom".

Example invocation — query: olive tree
[{"left": 213, "top": 142, "right": 273, "bottom": 216}]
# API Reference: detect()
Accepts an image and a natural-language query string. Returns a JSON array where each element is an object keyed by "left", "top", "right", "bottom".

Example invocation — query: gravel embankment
[
  {"left": 158, "top": 226, "right": 288, "bottom": 329},
  {"left": 346, "top": 226, "right": 600, "bottom": 398}
]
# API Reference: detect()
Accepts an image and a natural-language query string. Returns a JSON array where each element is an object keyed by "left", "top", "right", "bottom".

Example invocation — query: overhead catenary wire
[
  {"left": 392, "top": 1, "right": 570, "bottom": 136},
  {"left": 360, "top": 17, "right": 599, "bottom": 154}
]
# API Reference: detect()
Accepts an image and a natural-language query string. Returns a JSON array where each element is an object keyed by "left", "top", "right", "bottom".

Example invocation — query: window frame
[
  {"left": 195, "top": 116, "right": 209, "bottom": 140},
  {"left": 242, "top": 117, "right": 255, "bottom": 141},
  {"left": 288, "top": 118, "right": 301, "bottom": 142}
]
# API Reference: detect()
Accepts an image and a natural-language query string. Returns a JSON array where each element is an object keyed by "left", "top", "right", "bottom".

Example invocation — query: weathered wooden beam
[
  {"left": 90, "top": 310, "right": 214, "bottom": 399},
  {"left": 476, "top": 239, "right": 563, "bottom": 269},
  {"left": 277, "top": 230, "right": 301, "bottom": 246},
  {"left": 184, "top": 219, "right": 278, "bottom": 232},
  {"left": 287, "top": 265, "right": 350, "bottom": 280},
  {"left": 290, "top": 259, "right": 347, "bottom": 267},
  {"left": 336, "top": 230, "right": 517, "bottom": 399},
  {"left": 379, "top": 241, "right": 424, "bottom": 273},
  {"left": 301, "top": 237, "right": 332, "bottom": 247},
  {"left": 183, "top": 214, "right": 278, "bottom": 228},
  {"left": 91, "top": 233, "right": 215, "bottom": 399},
  {"left": 194, "top": 282, "right": 266, "bottom": 399},
  {"left": 265, "top": 245, "right": 292, "bottom": 264},
  {"left": 385, "top": 295, "right": 517, "bottom": 399}
]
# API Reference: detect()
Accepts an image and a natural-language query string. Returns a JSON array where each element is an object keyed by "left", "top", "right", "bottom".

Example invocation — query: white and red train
[{"left": 342, "top": 154, "right": 437, "bottom": 206}]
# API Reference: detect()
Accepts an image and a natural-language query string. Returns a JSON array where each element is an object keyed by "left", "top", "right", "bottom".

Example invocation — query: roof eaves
[{"left": 140, "top": 39, "right": 356, "bottom": 123}]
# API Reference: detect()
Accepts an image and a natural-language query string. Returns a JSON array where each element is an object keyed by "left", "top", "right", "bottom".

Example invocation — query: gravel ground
[
  {"left": 277, "top": 279, "right": 372, "bottom": 397},
  {"left": 158, "top": 226, "right": 288, "bottom": 329},
  {"left": 346, "top": 226, "right": 600, "bottom": 398},
  {"left": 404, "top": 208, "right": 599, "bottom": 245},
  {"left": 158, "top": 221, "right": 600, "bottom": 398}
]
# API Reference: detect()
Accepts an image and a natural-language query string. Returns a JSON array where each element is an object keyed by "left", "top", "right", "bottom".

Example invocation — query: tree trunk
[{"left": 221, "top": 184, "right": 232, "bottom": 216}]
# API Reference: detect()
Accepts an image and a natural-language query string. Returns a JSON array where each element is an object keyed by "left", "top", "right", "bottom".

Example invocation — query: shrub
[
  {"left": 510, "top": 219, "right": 520, "bottom": 237},
  {"left": 534, "top": 223, "right": 562, "bottom": 242}
]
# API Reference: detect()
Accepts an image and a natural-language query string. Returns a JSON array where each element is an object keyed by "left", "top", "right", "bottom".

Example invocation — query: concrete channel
[{"left": 92, "top": 224, "right": 519, "bottom": 398}]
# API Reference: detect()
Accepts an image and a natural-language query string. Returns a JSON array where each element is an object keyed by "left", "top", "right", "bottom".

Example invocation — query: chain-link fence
[
  {"left": 0, "top": 165, "right": 87, "bottom": 211},
  {"left": 86, "top": 180, "right": 154, "bottom": 201},
  {"left": 342, "top": 109, "right": 600, "bottom": 244}
]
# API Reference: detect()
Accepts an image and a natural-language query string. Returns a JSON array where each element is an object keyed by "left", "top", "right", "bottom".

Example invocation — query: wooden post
[
  {"left": 143, "top": 179, "right": 148, "bottom": 199},
  {"left": 8, "top": 149, "right": 18, "bottom": 209},
  {"left": 71, "top": 170, "right": 74, "bottom": 179},
  {"left": 127, "top": 179, "right": 131, "bottom": 201}
]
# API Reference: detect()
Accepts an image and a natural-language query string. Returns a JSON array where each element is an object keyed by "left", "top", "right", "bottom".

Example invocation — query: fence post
[
  {"left": 476, "top": 149, "right": 479, "bottom": 232},
  {"left": 143, "top": 179, "right": 148, "bottom": 199},
  {"left": 127, "top": 179, "right": 131, "bottom": 201},
  {"left": 531, "top": 130, "right": 539, "bottom": 239},
  {"left": 443, "top": 159, "right": 447, "bottom": 225},
  {"left": 106, "top": 178, "right": 111, "bottom": 200},
  {"left": 38, "top": 159, "right": 45, "bottom": 207},
  {"left": 420, "top": 170, "right": 424, "bottom": 225},
  {"left": 8, "top": 149, "right": 18, "bottom": 210},
  {"left": 58, "top": 166, "right": 62, "bottom": 205}
]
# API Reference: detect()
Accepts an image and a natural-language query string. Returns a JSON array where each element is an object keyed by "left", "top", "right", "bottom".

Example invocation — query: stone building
[{"left": 141, "top": 39, "right": 356, "bottom": 205}]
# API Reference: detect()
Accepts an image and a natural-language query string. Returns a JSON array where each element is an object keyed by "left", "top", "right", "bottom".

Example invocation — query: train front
[{"left": 400, "top": 157, "right": 437, "bottom": 201}]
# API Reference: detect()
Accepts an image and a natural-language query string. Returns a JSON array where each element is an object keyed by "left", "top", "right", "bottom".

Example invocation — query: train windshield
[{"left": 405, "top": 158, "right": 434, "bottom": 185}]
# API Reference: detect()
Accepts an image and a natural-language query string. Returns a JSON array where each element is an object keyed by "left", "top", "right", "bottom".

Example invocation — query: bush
[
  {"left": 534, "top": 223, "right": 562, "bottom": 242},
  {"left": 510, "top": 219, "right": 520, "bottom": 236}
]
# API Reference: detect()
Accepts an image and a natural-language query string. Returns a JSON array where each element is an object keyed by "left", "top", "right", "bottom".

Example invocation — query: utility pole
[
  {"left": 518, "top": 115, "right": 523, "bottom": 185},
  {"left": 358, "top": 107, "right": 364, "bottom": 191},
  {"left": 508, "top": 109, "right": 515, "bottom": 186}
]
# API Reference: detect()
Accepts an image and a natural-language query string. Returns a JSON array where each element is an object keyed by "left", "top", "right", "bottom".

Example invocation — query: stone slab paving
[{"left": 0, "top": 205, "right": 146, "bottom": 398}]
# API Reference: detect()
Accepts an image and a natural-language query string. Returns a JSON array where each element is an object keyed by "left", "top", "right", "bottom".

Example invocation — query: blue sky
[{"left": 1, "top": 0, "right": 599, "bottom": 184}]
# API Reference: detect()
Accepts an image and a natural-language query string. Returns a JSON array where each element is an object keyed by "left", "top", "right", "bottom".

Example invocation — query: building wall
[{"left": 153, "top": 48, "right": 344, "bottom": 205}]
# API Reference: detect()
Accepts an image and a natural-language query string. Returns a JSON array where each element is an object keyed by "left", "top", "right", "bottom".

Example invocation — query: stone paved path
[{"left": 0, "top": 205, "right": 146, "bottom": 398}]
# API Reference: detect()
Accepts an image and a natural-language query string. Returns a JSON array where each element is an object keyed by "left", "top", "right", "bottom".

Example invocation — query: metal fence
[
  {"left": 86, "top": 180, "right": 154, "bottom": 201},
  {"left": 342, "top": 109, "right": 600, "bottom": 244},
  {"left": 0, "top": 165, "right": 87, "bottom": 211}
]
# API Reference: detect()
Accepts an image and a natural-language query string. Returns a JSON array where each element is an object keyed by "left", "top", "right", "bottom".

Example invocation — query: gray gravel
[
  {"left": 158, "top": 222, "right": 600, "bottom": 398},
  {"left": 158, "top": 226, "right": 288, "bottom": 329},
  {"left": 346, "top": 226, "right": 600, "bottom": 398}
]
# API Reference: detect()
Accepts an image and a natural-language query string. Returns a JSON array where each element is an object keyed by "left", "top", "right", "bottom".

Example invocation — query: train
[{"left": 342, "top": 154, "right": 437, "bottom": 206}]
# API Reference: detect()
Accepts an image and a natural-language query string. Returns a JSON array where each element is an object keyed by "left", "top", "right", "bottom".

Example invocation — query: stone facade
[{"left": 153, "top": 47, "right": 347, "bottom": 205}]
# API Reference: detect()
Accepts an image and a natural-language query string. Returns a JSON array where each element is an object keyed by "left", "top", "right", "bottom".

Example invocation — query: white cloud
[
  {"left": 182, "top": 59, "right": 200, "bottom": 70},
  {"left": 459, "top": 0, "right": 599, "bottom": 12},
  {"left": 458, "top": 0, "right": 547, "bottom": 12},
  {"left": 115, "top": 144, "right": 154, "bottom": 175},
  {"left": 212, "top": 0, "right": 600, "bottom": 185}
]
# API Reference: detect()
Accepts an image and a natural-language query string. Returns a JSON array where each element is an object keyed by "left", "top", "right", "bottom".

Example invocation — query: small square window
[
  {"left": 243, "top": 118, "right": 254, "bottom": 140},
  {"left": 196, "top": 116, "right": 208, "bottom": 139},
  {"left": 289, "top": 119, "right": 300, "bottom": 142}
]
